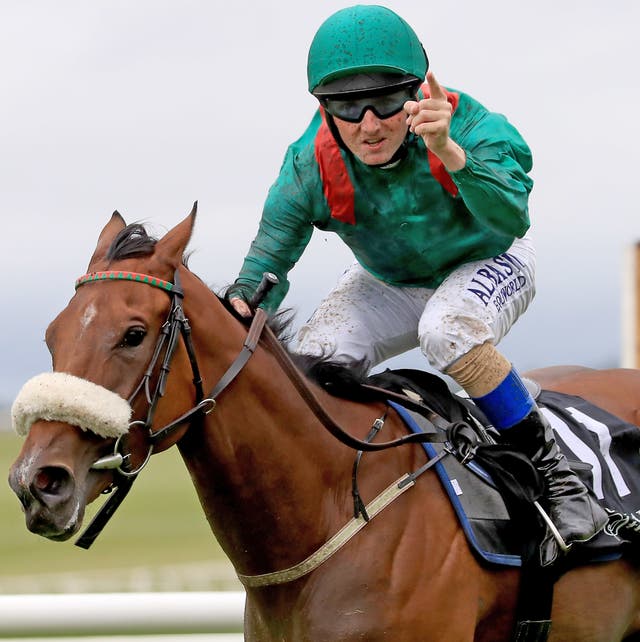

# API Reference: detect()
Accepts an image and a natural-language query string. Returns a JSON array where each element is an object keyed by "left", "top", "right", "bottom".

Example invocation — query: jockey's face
[{"left": 333, "top": 109, "right": 408, "bottom": 165}]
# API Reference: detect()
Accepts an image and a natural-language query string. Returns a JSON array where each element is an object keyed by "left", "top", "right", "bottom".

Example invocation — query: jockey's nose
[{"left": 360, "top": 109, "right": 382, "bottom": 130}]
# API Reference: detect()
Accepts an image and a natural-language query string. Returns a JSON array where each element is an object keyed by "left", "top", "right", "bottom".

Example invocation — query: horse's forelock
[{"left": 106, "top": 223, "right": 157, "bottom": 261}]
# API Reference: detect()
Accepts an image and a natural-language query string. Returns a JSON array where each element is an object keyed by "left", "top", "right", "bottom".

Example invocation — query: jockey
[{"left": 229, "top": 4, "right": 607, "bottom": 565}]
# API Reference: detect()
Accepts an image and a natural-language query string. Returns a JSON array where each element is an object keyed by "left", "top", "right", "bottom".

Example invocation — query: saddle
[{"left": 362, "top": 368, "right": 640, "bottom": 566}]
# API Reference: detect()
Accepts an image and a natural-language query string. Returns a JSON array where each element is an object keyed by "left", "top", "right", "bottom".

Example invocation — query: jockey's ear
[
  {"left": 152, "top": 201, "right": 198, "bottom": 272},
  {"left": 86, "top": 211, "right": 127, "bottom": 270}
]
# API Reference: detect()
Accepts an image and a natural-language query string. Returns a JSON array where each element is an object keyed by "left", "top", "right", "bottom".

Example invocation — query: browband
[{"left": 75, "top": 271, "right": 175, "bottom": 292}]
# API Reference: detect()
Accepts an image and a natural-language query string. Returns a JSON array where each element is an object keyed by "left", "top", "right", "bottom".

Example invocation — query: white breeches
[{"left": 295, "top": 235, "right": 536, "bottom": 372}]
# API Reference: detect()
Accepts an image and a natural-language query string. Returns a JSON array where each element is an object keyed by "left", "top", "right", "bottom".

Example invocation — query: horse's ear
[
  {"left": 86, "top": 211, "right": 127, "bottom": 270},
  {"left": 154, "top": 201, "right": 197, "bottom": 268}
]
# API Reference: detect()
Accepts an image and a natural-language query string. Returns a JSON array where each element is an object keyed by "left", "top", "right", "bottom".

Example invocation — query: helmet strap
[{"left": 324, "top": 112, "right": 348, "bottom": 151}]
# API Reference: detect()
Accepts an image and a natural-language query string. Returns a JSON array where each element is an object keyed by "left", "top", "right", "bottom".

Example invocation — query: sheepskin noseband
[{"left": 12, "top": 372, "right": 132, "bottom": 438}]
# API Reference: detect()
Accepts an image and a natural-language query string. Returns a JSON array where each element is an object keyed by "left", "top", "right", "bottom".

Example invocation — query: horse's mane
[
  {"left": 109, "top": 223, "right": 369, "bottom": 396},
  {"left": 219, "top": 289, "right": 375, "bottom": 397}
]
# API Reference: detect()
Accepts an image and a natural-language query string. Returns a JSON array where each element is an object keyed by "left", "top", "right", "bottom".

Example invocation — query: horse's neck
[
  {"left": 177, "top": 350, "right": 360, "bottom": 574},
  {"left": 176, "top": 292, "right": 361, "bottom": 574}
]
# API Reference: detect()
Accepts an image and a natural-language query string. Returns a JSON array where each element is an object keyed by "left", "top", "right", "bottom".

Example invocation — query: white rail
[{"left": 0, "top": 592, "right": 245, "bottom": 637}]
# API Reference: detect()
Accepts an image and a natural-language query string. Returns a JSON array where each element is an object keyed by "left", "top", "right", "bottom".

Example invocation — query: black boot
[{"left": 502, "top": 408, "right": 608, "bottom": 565}]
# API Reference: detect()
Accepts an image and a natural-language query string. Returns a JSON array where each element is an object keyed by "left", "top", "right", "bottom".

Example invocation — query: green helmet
[{"left": 307, "top": 5, "right": 428, "bottom": 96}]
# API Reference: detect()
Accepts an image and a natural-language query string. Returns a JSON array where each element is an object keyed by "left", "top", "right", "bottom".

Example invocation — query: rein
[
  {"left": 261, "top": 327, "right": 451, "bottom": 450},
  {"left": 73, "top": 269, "right": 449, "bottom": 553}
]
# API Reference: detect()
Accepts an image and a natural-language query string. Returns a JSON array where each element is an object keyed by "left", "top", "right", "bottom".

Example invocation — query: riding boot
[
  {"left": 500, "top": 407, "right": 609, "bottom": 565},
  {"left": 471, "top": 367, "right": 608, "bottom": 566}
]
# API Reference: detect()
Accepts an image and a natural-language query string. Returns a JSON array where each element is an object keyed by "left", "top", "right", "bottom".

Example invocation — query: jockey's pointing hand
[
  {"left": 404, "top": 71, "right": 451, "bottom": 151},
  {"left": 404, "top": 71, "right": 466, "bottom": 171}
]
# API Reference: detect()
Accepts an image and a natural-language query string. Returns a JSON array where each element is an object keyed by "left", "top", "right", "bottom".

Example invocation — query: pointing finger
[{"left": 426, "top": 70, "right": 446, "bottom": 101}]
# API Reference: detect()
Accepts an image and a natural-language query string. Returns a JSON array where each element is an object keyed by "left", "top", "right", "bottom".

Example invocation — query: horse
[{"left": 8, "top": 205, "right": 640, "bottom": 641}]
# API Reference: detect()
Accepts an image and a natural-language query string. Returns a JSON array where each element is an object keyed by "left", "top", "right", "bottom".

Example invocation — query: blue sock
[{"left": 471, "top": 368, "right": 536, "bottom": 430}]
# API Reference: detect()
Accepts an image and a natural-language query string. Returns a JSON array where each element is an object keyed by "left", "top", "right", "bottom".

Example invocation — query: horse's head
[{"left": 8, "top": 204, "right": 199, "bottom": 542}]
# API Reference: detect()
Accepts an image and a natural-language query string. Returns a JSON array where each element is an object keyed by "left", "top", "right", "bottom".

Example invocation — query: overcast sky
[{"left": 1, "top": 1, "right": 638, "bottom": 405}]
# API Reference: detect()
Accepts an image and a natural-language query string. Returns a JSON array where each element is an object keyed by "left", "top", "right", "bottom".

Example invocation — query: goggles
[{"left": 320, "top": 86, "right": 416, "bottom": 123}]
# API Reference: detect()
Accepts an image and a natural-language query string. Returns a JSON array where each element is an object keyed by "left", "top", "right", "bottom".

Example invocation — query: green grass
[{"left": 0, "top": 431, "right": 237, "bottom": 593}]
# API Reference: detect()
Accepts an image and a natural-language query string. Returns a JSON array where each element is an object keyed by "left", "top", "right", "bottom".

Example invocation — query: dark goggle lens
[{"left": 321, "top": 87, "right": 415, "bottom": 123}]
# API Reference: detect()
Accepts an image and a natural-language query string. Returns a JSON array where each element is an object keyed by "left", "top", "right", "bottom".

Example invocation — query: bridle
[
  {"left": 73, "top": 269, "right": 451, "bottom": 549},
  {"left": 81, "top": 270, "right": 208, "bottom": 473},
  {"left": 74, "top": 268, "right": 271, "bottom": 548}
]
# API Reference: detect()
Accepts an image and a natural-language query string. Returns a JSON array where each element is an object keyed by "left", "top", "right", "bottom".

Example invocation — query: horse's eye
[{"left": 120, "top": 327, "right": 146, "bottom": 348}]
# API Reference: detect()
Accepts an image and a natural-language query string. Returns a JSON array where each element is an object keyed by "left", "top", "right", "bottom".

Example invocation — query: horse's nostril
[{"left": 32, "top": 466, "right": 71, "bottom": 496}]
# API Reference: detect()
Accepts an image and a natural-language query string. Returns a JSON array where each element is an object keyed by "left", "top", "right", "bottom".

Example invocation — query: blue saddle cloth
[{"left": 392, "top": 389, "right": 640, "bottom": 567}]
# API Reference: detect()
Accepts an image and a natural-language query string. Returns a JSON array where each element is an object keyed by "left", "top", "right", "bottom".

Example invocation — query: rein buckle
[{"left": 197, "top": 398, "right": 216, "bottom": 415}]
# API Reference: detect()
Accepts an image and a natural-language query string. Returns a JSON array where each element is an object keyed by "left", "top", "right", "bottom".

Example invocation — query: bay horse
[{"left": 8, "top": 206, "right": 640, "bottom": 641}]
